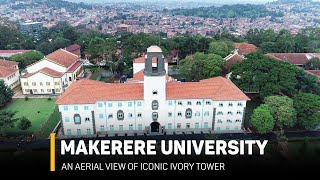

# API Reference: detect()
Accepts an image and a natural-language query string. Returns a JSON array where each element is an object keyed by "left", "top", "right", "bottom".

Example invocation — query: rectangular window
[
  {"left": 138, "top": 124, "right": 143, "bottom": 131},
  {"left": 217, "top": 111, "right": 223, "bottom": 115},
  {"left": 40, "top": 82, "right": 43, "bottom": 86},
  {"left": 227, "top": 111, "right": 233, "bottom": 115},
  {"left": 177, "top": 112, "right": 182, "bottom": 116},
  {"left": 110, "top": 125, "right": 114, "bottom": 131},
  {"left": 219, "top": 103, "right": 223, "bottom": 107},
  {"left": 55, "top": 82, "right": 60, "bottom": 85},
  {"left": 77, "top": 129, "right": 81, "bottom": 135},
  {"left": 168, "top": 101, "right": 173, "bottom": 106},
  {"left": 178, "top": 101, "right": 182, "bottom": 105},
  {"left": 195, "top": 123, "right": 199, "bottom": 129},
  {"left": 204, "top": 122, "right": 208, "bottom": 128},
  {"left": 195, "top": 111, "right": 200, "bottom": 116},
  {"left": 228, "top": 103, "right": 233, "bottom": 107},
  {"left": 168, "top": 112, "right": 172, "bottom": 117},
  {"left": 216, "top": 127, "right": 221, "bottom": 131},
  {"left": 237, "top": 111, "right": 242, "bottom": 115},
  {"left": 84, "top": 106, "right": 89, "bottom": 110},
  {"left": 128, "top": 113, "right": 133, "bottom": 118},
  {"left": 75, "top": 117, "right": 81, "bottom": 123},
  {"left": 67, "top": 129, "right": 72, "bottom": 135},
  {"left": 137, "top": 113, "right": 142, "bottom": 118},
  {"left": 25, "top": 89, "right": 30, "bottom": 92},
  {"left": 186, "top": 123, "right": 190, "bottom": 129},
  {"left": 128, "top": 102, "right": 132, "bottom": 107},
  {"left": 226, "top": 126, "right": 230, "bottom": 131},
  {"left": 46, "top": 82, "right": 50, "bottom": 86},
  {"left": 204, "top": 111, "right": 209, "bottom": 116},
  {"left": 238, "top": 102, "right": 243, "bottom": 107},
  {"left": 137, "top": 102, "right": 142, "bottom": 107},
  {"left": 206, "top": 101, "right": 211, "bottom": 105},
  {"left": 187, "top": 101, "right": 192, "bottom": 105},
  {"left": 227, "top": 119, "right": 232, "bottom": 123},
  {"left": 108, "top": 113, "right": 113, "bottom": 119},
  {"left": 100, "top": 125, "right": 105, "bottom": 131},
  {"left": 218, "top": 119, "right": 222, "bottom": 124},
  {"left": 168, "top": 123, "right": 172, "bottom": 129},
  {"left": 108, "top": 103, "right": 112, "bottom": 107},
  {"left": 41, "top": 89, "right": 44, "bottom": 93},
  {"left": 33, "top": 89, "right": 38, "bottom": 93},
  {"left": 98, "top": 103, "right": 103, "bottom": 107},
  {"left": 86, "top": 129, "right": 91, "bottom": 135},
  {"left": 32, "top": 82, "right": 36, "bottom": 86},
  {"left": 65, "top": 117, "right": 70, "bottom": 122},
  {"left": 196, "top": 101, "right": 201, "bottom": 105},
  {"left": 118, "top": 102, "right": 122, "bottom": 107},
  {"left": 74, "top": 106, "right": 78, "bottom": 111},
  {"left": 47, "top": 89, "right": 51, "bottom": 92},
  {"left": 24, "top": 82, "right": 28, "bottom": 86},
  {"left": 235, "top": 126, "right": 239, "bottom": 130},
  {"left": 69, "top": 77, "right": 72, "bottom": 81},
  {"left": 64, "top": 106, "right": 68, "bottom": 111},
  {"left": 152, "top": 112, "right": 158, "bottom": 120},
  {"left": 56, "top": 89, "right": 60, "bottom": 92},
  {"left": 99, "top": 114, "right": 104, "bottom": 119},
  {"left": 119, "top": 125, "right": 124, "bottom": 131},
  {"left": 129, "top": 124, "right": 133, "bottom": 131},
  {"left": 177, "top": 123, "right": 181, "bottom": 129}
]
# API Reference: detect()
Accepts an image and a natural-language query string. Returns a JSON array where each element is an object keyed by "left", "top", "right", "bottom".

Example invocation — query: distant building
[
  {"left": 117, "top": 24, "right": 131, "bottom": 32},
  {"left": 234, "top": 43, "right": 257, "bottom": 55},
  {"left": 65, "top": 44, "right": 81, "bottom": 57},
  {"left": 20, "top": 21, "right": 43, "bottom": 39},
  {"left": 0, "top": 50, "right": 30, "bottom": 58},
  {"left": 167, "top": 31, "right": 177, "bottom": 38},
  {"left": 265, "top": 53, "right": 320, "bottom": 67},
  {"left": 20, "top": 48, "right": 84, "bottom": 95},
  {"left": 0, "top": 59, "right": 20, "bottom": 89}
]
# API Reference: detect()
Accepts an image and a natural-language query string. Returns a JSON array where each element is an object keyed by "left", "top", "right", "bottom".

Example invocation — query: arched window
[
  {"left": 74, "top": 114, "right": 81, "bottom": 124},
  {"left": 185, "top": 108, "right": 192, "bottom": 119},
  {"left": 117, "top": 110, "right": 124, "bottom": 120},
  {"left": 152, "top": 100, "right": 159, "bottom": 110}
]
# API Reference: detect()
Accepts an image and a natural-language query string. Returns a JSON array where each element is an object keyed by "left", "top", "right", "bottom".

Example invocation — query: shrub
[{"left": 25, "top": 96, "right": 29, "bottom": 101}]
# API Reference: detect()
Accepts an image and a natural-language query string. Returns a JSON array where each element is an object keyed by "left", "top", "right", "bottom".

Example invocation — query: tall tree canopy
[
  {"left": 230, "top": 52, "right": 299, "bottom": 98},
  {"left": 293, "top": 93, "right": 320, "bottom": 130},
  {"left": 0, "top": 80, "right": 14, "bottom": 107},
  {"left": 0, "top": 111, "right": 18, "bottom": 134},
  {"left": 9, "top": 50, "right": 44, "bottom": 69},
  {"left": 303, "top": 58, "right": 320, "bottom": 70},
  {"left": 264, "top": 96, "right": 297, "bottom": 129},
  {"left": 208, "top": 41, "right": 234, "bottom": 58},
  {"left": 179, "top": 52, "right": 225, "bottom": 81},
  {"left": 250, "top": 104, "right": 275, "bottom": 134}
]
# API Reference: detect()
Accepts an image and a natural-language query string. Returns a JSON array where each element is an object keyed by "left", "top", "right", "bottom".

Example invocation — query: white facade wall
[
  {"left": 26, "top": 59, "right": 66, "bottom": 73},
  {"left": 20, "top": 72, "right": 63, "bottom": 94},
  {"left": 1, "top": 70, "right": 20, "bottom": 89},
  {"left": 59, "top": 99, "right": 247, "bottom": 136},
  {"left": 133, "top": 62, "right": 169, "bottom": 74}
]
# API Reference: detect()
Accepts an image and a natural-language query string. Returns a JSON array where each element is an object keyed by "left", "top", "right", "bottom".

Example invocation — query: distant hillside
[
  {"left": 9, "top": 0, "right": 92, "bottom": 11},
  {"left": 168, "top": 4, "right": 284, "bottom": 19}
]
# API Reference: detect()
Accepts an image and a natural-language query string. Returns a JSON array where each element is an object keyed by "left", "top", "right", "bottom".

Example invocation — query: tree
[
  {"left": 10, "top": 50, "right": 44, "bottom": 69},
  {"left": 0, "top": 111, "right": 18, "bottom": 134},
  {"left": 293, "top": 93, "right": 320, "bottom": 130},
  {"left": 250, "top": 104, "right": 275, "bottom": 134},
  {"left": 0, "top": 80, "right": 14, "bottom": 107},
  {"left": 260, "top": 42, "right": 277, "bottom": 53},
  {"left": 230, "top": 52, "right": 299, "bottom": 98},
  {"left": 295, "top": 69, "right": 320, "bottom": 95},
  {"left": 264, "top": 96, "right": 297, "bottom": 129},
  {"left": 208, "top": 41, "right": 234, "bottom": 58},
  {"left": 275, "top": 29, "right": 294, "bottom": 53},
  {"left": 52, "top": 37, "right": 71, "bottom": 50},
  {"left": 179, "top": 52, "right": 225, "bottom": 81},
  {"left": 17, "top": 116, "right": 32, "bottom": 131},
  {"left": 0, "top": 17, "right": 23, "bottom": 49},
  {"left": 303, "top": 58, "right": 320, "bottom": 70}
]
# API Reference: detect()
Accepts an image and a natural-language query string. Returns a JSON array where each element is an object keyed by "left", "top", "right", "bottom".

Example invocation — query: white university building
[{"left": 56, "top": 46, "right": 250, "bottom": 137}]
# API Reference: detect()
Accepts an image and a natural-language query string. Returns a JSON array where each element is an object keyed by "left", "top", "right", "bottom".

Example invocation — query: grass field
[{"left": 1, "top": 99, "right": 57, "bottom": 134}]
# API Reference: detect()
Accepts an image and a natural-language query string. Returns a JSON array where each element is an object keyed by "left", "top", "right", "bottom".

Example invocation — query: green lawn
[{"left": 1, "top": 99, "right": 57, "bottom": 134}]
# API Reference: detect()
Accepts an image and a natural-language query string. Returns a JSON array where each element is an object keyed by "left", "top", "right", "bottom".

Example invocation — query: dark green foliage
[
  {"left": 9, "top": 50, "right": 44, "bottom": 69},
  {"left": 17, "top": 116, "right": 32, "bottom": 131},
  {"left": 0, "top": 80, "right": 14, "bottom": 107},
  {"left": 250, "top": 104, "right": 275, "bottom": 134}
]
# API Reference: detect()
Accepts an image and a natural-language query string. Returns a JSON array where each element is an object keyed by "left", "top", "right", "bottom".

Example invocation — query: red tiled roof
[
  {"left": 0, "top": 50, "right": 30, "bottom": 54},
  {"left": 132, "top": 70, "right": 170, "bottom": 81},
  {"left": 56, "top": 77, "right": 249, "bottom": 105},
  {"left": 134, "top": 57, "right": 168, "bottom": 63},
  {"left": 24, "top": 67, "right": 63, "bottom": 78},
  {"left": 306, "top": 70, "right": 320, "bottom": 77},
  {"left": 65, "top": 44, "right": 80, "bottom": 52},
  {"left": 234, "top": 43, "right": 257, "bottom": 54},
  {"left": 67, "top": 61, "right": 82, "bottom": 73},
  {"left": 0, "top": 59, "right": 18, "bottom": 68},
  {"left": 46, "top": 49, "right": 79, "bottom": 68},
  {"left": 0, "top": 66, "right": 17, "bottom": 78},
  {"left": 265, "top": 53, "right": 309, "bottom": 65},
  {"left": 224, "top": 54, "right": 245, "bottom": 73}
]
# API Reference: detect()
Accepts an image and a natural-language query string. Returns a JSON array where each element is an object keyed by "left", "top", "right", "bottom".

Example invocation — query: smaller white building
[
  {"left": 20, "top": 49, "right": 84, "bottom": 95},
  {"left": 0, "top": 59, "right": 20, "bottom": 89}
]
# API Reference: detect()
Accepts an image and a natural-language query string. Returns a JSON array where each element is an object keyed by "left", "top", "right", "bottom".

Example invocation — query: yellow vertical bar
[{"left": 50, "top": 133, "right": 56, "bottom": 172}]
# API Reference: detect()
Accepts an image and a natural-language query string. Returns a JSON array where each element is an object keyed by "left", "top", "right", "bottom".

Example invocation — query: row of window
[
  {"left": 7, "top": 73, "right": 16, "bottom": 80},
  {"left": 24, "top": 82, "right": 60, "bottom": 86},
  {"left": 217, "top": 119, "right": 242, "bottom": 124},
  {"left": 97, "top": 101, "right": 142, "bottom": 108},
  {"left": 215, "top": 126, "right": 240, "bottom": 131},
  {"left": 218, "top": 102, "right": 243, "bottom": 107},
  {"left": 216, "top": 111, "right": 243, "bottom": 115},
  {"left": 25, "top": 88, "right": 60, "bottom": 93},
  {"left": 176, "top": 101, "right": 211, "bottom": 106}
]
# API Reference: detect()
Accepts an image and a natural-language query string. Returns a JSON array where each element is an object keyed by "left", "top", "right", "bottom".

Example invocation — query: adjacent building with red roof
[
  {"left": 305, "top": 70, "right": 320, "bottom": 82},
  {"left": 0, "top": 50, "right": 30, "bottom": 58},
  {"left": 265, "top": 53, "right": 320, "bottom": 66},
  {"left": 0, "top": 59, "right": 20, "bottom": 89},
  {"left": 234, "top": 43, "right": 257, "bottom": 55},
  {"left": 20, "top": 48, "right": 84, "bottom": 95},
  {"left": 56, "top": 46, "right": 249, "bottom": 137}
]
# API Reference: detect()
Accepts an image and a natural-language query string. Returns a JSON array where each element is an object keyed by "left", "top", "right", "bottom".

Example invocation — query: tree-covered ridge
[{"left": 168, "top": 4, "right": 283, "bottom": 19}]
